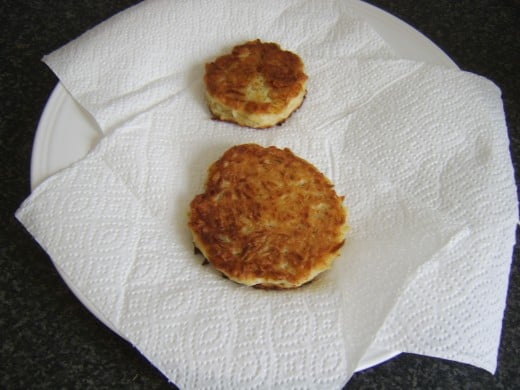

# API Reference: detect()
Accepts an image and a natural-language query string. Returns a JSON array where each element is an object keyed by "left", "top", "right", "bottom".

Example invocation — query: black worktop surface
[{"left": 2, "top": 1, "right": 518, "bottom": 388}]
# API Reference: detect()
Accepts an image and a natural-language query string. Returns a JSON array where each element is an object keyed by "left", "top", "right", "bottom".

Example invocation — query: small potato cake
[
  {"left": 188, "top": 144, "right": 347, "bottom": 289},
  {"left": 204, "top": 40, "right": 308, "bottom": 129}
]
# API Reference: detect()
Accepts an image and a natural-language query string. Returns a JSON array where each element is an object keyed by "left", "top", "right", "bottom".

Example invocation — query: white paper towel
[{"left": 16, "top": 0, "right": 518, "bottom": 388}]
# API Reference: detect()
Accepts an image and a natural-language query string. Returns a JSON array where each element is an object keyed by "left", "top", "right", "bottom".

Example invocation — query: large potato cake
[{"left": 188, "top": 144, "right": 347, "bottom": 288}]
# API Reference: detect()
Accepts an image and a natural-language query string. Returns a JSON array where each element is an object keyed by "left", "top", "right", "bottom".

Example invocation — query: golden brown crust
[
  {"left": 188, "top": 144, "right": 348, "bottom": 288},
  {"left": 204, "top": 40, "right": 308, "bottom": 128}
]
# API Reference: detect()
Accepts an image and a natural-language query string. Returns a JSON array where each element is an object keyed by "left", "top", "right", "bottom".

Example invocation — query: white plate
[{"left": 31, "top": 0, "right": 458, "bottom": 373}]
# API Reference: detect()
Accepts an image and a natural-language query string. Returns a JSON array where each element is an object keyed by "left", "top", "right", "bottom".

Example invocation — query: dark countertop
[{"left": 1, "top": 1, "right": 518, "bottom": 389}]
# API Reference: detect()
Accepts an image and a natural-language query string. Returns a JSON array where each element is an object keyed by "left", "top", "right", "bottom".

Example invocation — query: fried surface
[
  {"left": 204, "top": 40, "right": 308, "bottom": 129},
  {"left": 188, "top": 144, "right": 347, "bottom": 288}
]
